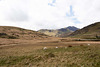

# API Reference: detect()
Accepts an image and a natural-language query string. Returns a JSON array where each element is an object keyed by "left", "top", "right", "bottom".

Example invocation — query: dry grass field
[{"left": 0, "top": 38, "right": 100, "bottom": 67}]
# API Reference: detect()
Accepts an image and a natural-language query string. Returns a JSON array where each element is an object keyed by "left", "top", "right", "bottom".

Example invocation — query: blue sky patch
[
  {"left": 48, "top": 0, "right": 56, "bottom": 7},
  {"left": 66, "top": 5, "right": 74, "bottom": 17},
  {"left": 66, "top": 5, "right": 81, "bottom": 24},
  {"left": 48, "top": 3, "right": 55, "bottom": 7},
  {"left": 72, "top": 18, "right": 81, "bottom": 24},
  {"left": 52, "top": 0, "right": 56, "bottom": 3}
]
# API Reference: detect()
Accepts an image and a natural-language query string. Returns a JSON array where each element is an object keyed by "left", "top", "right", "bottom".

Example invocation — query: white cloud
[{"left": 0, "top": 0, "right": 100, "bottom": 30}]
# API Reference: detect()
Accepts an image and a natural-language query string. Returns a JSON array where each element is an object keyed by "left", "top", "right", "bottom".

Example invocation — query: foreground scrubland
[{"left": 0, "top": 38, "right": 100, "bottom": 67}]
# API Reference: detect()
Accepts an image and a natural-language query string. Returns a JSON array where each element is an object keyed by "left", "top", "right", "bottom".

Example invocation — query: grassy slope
[
  {"left": 70, "top": 22, "right": 100, "bottom": 39},
  {"left": 0, "top": 26, "right": 48, "bottom": 39},
  {"left": 0, "top": 44, "right": 100, "bottom": 67}
]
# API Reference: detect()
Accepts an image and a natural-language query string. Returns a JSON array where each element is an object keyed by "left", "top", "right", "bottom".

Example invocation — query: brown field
[{"left": 0, "top": 38, "right": 100, "bottom": 67}]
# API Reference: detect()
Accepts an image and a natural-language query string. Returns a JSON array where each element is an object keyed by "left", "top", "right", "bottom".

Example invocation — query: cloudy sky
[{"left": 0, "top": 0, "right": 100, "bottom": 30}]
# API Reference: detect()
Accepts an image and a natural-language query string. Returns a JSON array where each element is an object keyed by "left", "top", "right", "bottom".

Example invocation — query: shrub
[
  {"left": 0, "top": 33, "right": 7, "bottom": 36},
  {"left": 45, "top": 53, "right": 55, "bottom": 58},
  {"left": 68, "top": 45, "right": 72, "bottom": 47},
  {"left": 8, "top": 36, "right": 18, "bottom": 39}
]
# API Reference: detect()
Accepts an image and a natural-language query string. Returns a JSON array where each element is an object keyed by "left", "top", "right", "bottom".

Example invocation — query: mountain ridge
[{"left": 38, "top": 26, "right": 79, "bottom": 37}]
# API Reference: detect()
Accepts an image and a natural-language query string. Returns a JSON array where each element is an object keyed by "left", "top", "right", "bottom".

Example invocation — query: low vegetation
[
  {"left": 0, "top": 33, "right": 18, "bottom": 39},
  {"left": 0, "top": 44, "right": 100, "bottom": 67}
]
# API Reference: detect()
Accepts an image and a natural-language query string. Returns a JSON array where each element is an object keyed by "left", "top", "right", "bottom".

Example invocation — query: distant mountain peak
[
  {"left": 38, "top": 26, "right": 79, "bottom": 37},
  {"left": 67, "top": 26, "right": 79, "bottom": 31},
  {"left": 67, "top": 26, "right": 75, "bottom": 27}
]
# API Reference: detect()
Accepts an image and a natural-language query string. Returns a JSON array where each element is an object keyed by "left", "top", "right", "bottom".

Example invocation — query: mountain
[
  {"left": 0, "top": 26, "right": 48, "bottom": 39},
  {"left": 67, "top": 26, "right": 79, "bottom": 31},
  {"left": 69, "top": 22, "right": 100, "bottom": 39},
  {"left": 38, "top": 26, "right": 79, "bottom": 37}
]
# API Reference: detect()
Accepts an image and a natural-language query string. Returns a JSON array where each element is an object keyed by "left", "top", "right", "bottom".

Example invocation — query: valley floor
[{"left": 0, "top": 38, "right": 100, "bottom": 67}]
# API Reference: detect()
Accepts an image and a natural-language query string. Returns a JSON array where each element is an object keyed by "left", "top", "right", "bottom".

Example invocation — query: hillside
[
  {"left": 0, "top": 26, "right": 48, "bottom": 39},
  {"left": 69, "top": 22, "right": 100, "bottom": 39},
  {"left": 38, "top": 26, "right": 79, "bottom": 37}
]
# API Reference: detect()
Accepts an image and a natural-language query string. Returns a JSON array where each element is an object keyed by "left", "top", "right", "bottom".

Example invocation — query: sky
[{"left": 0, "top": 0, "right": 100, "bottom": 30}]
